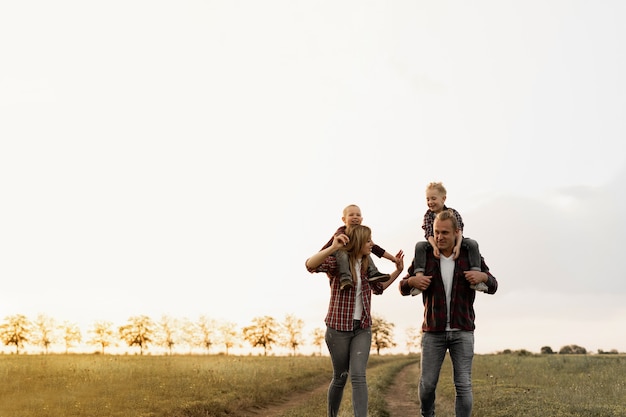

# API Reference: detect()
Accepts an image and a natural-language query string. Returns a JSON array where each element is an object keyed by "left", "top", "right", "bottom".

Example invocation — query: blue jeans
[
  {"left": 325, "top": 322, "right": 372, "bottom": 417},
  {"left": 419, "top": 331, "right": 474, "bottom": 417}
]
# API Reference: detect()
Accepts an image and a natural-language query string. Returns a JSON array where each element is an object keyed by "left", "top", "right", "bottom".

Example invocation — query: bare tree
[
  {"left": 0, "top": 314, "right": 31, "bottom": 354},
  {"left": 282, "top": 314, "right": 304, "bottom": 356},
  {"left": 88, "top": 320, "right": 116, "bottom": 354},
  {"left": 60, "top": 321, "right": 82, "bottom": 354},
  {"left": 405, "top": 326, "right": 422, "bottom": 354},
  {"left": 242, "top": 316, "right": 279, "bottom": 356},
  {"left": 197, "top": 315, "right": 217, "bottom": 354},
  {"left": 219, "top": 321, "right": 239, "bottom": 356},
  {"left": 32, "top": 313, "right": 57, "bottom": 354},
  {"left": 156, "top": 315, "right": 179, "bottom": 355},
  {"left": 371, "top": 315, "right": 396, "bottom": 355},
  {"left": 179, "top": 318, "right": 198, "bottom": 354},
  {"left": 311, "top": 327, "right": 325, "bottom": 356},
  {"left": 119, "top": 315, "right": 154, "bottom": 355}
]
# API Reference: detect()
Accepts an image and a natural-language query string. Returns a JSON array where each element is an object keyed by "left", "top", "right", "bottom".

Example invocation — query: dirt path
[
  {"left": 385, "top": 361, "right": 421, "bottom": 416},
  {"left": 243, "top": 381, "right": 328, "bottom": 417},
  {"left": 244, "top": 361, "right": 420, "bottom": 417}
]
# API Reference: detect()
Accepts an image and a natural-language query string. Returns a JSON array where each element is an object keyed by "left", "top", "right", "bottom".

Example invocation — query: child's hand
[
  {"left": 453, "top": 246, "right": 461, "bottom": 260},
  {"left": 433, "top": 246, "right": 440, "bottom": 259}
]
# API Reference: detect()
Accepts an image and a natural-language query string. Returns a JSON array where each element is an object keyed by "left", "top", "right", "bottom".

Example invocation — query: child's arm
[
  {"left": 428, "top": 235, "right": 440, "bottom": 258},
  {"left": 424, "top": 211, "right": 439, "bottom": 258},
  {"left": 382, "top": 251, "right": 397, "bottom": 263},
  {"left": 373, "top": 245, "right": 399, "bottom": 264},
  {"left": 372, "top": 244, "right": 398, "bottom": 263},
  {"left": 451, "top": 209, "right": 465, "bottom": 260},
  {"left": 453, "top": 229, "right": 463, "bottom": 259}
]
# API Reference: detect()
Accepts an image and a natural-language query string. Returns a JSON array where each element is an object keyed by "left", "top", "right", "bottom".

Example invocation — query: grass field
[{"left": 0, "top": 353, "right": 624, "bottom": 417}]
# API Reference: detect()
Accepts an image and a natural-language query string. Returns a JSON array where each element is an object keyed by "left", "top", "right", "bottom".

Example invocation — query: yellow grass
[{"left": 1, "top": 353, "right": 625, "bottom": 417}]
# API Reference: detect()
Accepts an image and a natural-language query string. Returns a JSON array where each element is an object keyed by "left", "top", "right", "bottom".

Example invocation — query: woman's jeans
[
  {"left": 325, "top": 322, "right": 371, "bottom": 417},
  {"left": 419, "top": 331, "right": 474, "bottom": 417}
]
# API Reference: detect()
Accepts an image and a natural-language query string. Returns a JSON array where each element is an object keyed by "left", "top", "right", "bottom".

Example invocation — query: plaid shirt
[
  {"left": 399, "top": 246, "right": 498, "bottom": 332},
  {"left": 322, "top": 226, "right": 385, "bottom": 258},
  {"left": 307, "top": 254, "right": 384, "bottom": 331},
  {"left": 422, "top": 206, "right": 464, "bottom": 240}
]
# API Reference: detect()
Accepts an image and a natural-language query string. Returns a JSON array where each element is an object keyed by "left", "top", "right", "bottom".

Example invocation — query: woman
[{"left": 306, "top": 224, "right": 404, "bottom": 417}]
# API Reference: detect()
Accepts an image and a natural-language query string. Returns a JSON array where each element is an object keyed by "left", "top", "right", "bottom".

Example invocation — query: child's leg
[
  {"left": 366, "top": 256, "right": 390, "bottom": 283},
  {"left": 410, "top": 241, "right": 430, "bottom": 296},
  {"left": 366, "top": 255, "right": 379, "bottom": 276},
  {"left": 463, "top": 237, "right": 488, "bottom": 292},
  {"left": 462, "top": 237, "right": 481, "bottom": 271},
  {"left": 335, "top": 250, "right": 353, "bottom": 290},
  {"left": 412, "top": 241, "right": 430, "bottom": 273}
]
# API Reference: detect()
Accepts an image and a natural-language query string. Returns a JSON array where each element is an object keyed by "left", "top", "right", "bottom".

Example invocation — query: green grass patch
[
  {"left": 0, "top": 354, "right": 330, "bottom": 417},
  {"left": 1, "top": 353, "right": 625, "bottom": 417}
]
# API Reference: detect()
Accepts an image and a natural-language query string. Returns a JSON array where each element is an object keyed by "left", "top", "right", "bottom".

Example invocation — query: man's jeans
[
  {"left": 325, "top": 322, "right": 371, "bottom": 417},
  {"left": 419, "top": 331, "right": 474, "bottom": 417}
]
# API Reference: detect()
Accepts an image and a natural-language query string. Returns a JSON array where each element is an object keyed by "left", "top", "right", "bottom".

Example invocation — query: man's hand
[
  {"left": 464, "top": 270, "right": 487, "bottom": 286},
  {"left": 408, "top": 272, "right": 432, "bottom": 292}
]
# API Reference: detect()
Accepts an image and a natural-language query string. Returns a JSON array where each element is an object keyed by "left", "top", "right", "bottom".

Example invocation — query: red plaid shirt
[
  {"left": 422, "top": 206, "right": 465, "bottom": 240},
  {"left": 322, "top": 226, "right": 386, "bottom": 258},
  {"left": 399, "top": 246, "right": 498, "bottom": 332},
  {"left": 307, "top": 255, "right": 384, "bottom": 331}
]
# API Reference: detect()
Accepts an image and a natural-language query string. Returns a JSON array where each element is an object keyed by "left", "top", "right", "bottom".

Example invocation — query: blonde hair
[
  {"left": 435, "top": 209, "right": 458, "bottom": 231},
  {"left": 426, "top": 182, "right": 447, "bottom": 196},
  {"left": 339, "top": 224, "right": 371, "bottom": 284},
  {"left": 342, "top": 204, "right": 360, "bottom": 217}
]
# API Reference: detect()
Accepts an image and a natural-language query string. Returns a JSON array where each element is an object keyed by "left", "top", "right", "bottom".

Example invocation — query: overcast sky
[{"left": 1, "top": 1, "right": 625, "bottom": 354}]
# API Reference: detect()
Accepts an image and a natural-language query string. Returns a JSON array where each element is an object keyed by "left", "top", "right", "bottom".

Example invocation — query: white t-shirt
[
  {"left": 440, "top": 254, "right": 455, "bottom": 331},
  {"left": 353, "top": 259, "right": 364, "bottom": 320}
]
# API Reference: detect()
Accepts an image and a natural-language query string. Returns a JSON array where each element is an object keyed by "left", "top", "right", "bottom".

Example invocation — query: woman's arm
[
  {"left": 380, "top": 250, "right": 405, "bottom": 291},
  {"left": 305, "top": 233, "right": 349, "bottom": 270}
]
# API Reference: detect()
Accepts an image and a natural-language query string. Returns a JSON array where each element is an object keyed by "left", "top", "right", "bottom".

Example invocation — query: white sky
[{"left": 2, "top": 1, "right": 625, "bottom": 354}]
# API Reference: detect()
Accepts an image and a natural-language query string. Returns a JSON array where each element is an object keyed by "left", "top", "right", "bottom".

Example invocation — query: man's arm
[{"left": 463, "top": 261, "right": 498, "bottom": 294}]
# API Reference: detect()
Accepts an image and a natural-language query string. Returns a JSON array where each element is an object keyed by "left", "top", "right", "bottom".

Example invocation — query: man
[{"left": 399, "top": 209, "right": 498, "bottom": 417}]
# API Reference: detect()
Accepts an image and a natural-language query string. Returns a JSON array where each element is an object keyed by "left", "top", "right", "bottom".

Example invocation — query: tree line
[
  {"left": 0, "top": 313, "right": 410, "bottom": 356},
  {"left": 4, "top": 313, "right": 611, "bottom": 356}
]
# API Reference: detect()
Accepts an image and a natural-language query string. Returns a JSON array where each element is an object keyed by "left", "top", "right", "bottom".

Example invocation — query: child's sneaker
[
  {"left": 368, "top": 272, "right": 390, "bottom": 283},
  {"left": 340, "top": 278, "right": 353, "bottom": 291},
  {"left": 471, "top": 282, "right": 488, "bottom": 292}
]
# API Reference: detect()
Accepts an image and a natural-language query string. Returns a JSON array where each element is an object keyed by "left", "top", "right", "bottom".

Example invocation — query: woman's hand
[
  {"left": 331, "top": 233, "right": 349, "bottom": 250},
  {"left": 394, "top": 250, "right": 404, "bottom": 272},
  {"left": 380, "top": 250, "right": 405, "bottom": 290},
  {"left": 306, "top": 233, "right": 349, "bottom": 270}
]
